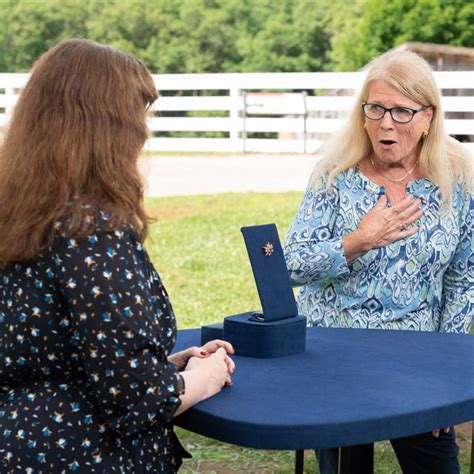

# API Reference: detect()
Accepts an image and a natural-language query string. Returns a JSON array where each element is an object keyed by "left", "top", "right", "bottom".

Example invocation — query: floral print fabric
[
  {"left": 0, "top": 219, "right": 184, "bottom": 472},
  {"left": 284, "top": 167, "right": 473, "bottom": 334}
]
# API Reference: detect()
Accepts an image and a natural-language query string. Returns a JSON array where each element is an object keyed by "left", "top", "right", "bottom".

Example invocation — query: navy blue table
[{"left": 174, "top": 327, "right": 474, "bottom": 473}]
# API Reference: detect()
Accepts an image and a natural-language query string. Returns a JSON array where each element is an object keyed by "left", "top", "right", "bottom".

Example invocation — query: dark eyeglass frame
[{"left": 361, "top": 103, "right": 429, "bottom": 124}]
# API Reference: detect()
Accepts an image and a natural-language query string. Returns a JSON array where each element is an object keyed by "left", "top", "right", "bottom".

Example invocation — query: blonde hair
[
  {"left": 314, "top": 49, "right": 473, "bottom": 205},
  {"left": 0, "top": 38, "right": 158, "bottom": 266}
]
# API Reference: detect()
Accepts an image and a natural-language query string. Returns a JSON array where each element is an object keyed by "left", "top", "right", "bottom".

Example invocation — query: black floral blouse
[{"left": 0, "top": 216, "right": 186, "bottom": 473}]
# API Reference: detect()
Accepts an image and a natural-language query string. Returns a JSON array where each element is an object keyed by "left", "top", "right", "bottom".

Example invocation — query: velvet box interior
[{"left": 201, "top": 223, "right": 306, "bottom": 358}]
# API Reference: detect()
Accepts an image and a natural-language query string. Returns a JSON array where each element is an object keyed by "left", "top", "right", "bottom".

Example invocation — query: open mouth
[{"left": 380, "top": 140, "right": 396, "bottom": 145}]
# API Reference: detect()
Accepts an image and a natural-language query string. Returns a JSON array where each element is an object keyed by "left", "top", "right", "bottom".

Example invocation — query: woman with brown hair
[{"left": 0, "top": 38, "right": 234, "bottom": 473}]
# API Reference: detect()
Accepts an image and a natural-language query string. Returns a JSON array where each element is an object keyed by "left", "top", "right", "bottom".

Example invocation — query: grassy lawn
[{"left": 145, "top": 192, "right": 472, "bottom": 473}]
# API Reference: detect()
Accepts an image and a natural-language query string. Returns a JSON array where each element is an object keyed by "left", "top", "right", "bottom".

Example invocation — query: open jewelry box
[{"left": 201, "top": 223, "right": 306, "bottom": 358}]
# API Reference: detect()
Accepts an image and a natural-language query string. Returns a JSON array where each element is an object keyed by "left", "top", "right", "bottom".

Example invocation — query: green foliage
[
  {"left": 329, "top": 0, "right": 474, "bottom": 71},
  {"left": 86, "top": 0, "right": 186, "bottom": 73},
  {"left": 86, "top": 0, "right": 334, "bottom": 73},
  {"left": 397, "top": 0, "right": 474, "bottom": 46},
  {"left": 0, "top": 0, "right": 92, "bottom": 71},
  {"left": 0, "top": 0, "right": 335, "bottom": 73},
  {"left": 1, "top": 0, "right": 473, "bottom": 73},
  {"left": 237, "top": 0, "right": 332, "bottom": 72}
]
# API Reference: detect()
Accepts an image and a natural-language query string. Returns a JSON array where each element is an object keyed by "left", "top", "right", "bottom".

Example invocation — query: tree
[
  {"left": 0, "top": 0, "right": 91, "bottom": 71},
  {"left": 329, "top": 0, "right": 474, "bottom": 71},
  {"left": 0, "top": 0, "right": 336, "bottom": 73},
  {"left": 1, "top": 0, "right": 473, "bottom": 74},
  {"left": 236, "top": 0, "right": 333, "bottom": 72}
]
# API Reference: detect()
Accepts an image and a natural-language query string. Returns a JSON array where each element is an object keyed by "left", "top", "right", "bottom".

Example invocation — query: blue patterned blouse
[{"left": 284, "top": 167, "right": 473, "bottom": 334}]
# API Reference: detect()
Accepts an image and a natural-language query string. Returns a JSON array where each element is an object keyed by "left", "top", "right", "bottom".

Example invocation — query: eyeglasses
[{"left": 361, "top": 103, "right": 428, "bottom": 124}]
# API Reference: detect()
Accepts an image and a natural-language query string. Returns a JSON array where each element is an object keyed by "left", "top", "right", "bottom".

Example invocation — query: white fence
[{"left": 1, "top": 71, "right": 473, "bottom": 154}]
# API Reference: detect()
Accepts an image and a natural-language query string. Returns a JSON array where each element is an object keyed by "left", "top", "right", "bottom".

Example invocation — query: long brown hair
[{"left": 0, "top": 38, "right": 158, "bottom": 266}]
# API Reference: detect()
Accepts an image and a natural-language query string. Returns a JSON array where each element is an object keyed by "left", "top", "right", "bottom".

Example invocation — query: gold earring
[
  {"left": 363, "top": 123, "right": 367, "bottom": 130},
  {"left": 422, "top": 129, "right": 429, "bottom": 139}
]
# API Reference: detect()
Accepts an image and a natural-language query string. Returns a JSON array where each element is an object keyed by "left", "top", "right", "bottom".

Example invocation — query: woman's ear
[{"left": 424, "top": 106, "right": 434, "bottom": 128}]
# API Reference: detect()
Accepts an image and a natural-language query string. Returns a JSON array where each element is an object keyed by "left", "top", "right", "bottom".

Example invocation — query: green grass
[
  {"left": 145, "top": 192, "right": 472, "bottom": 473},
  {"left": 146, "top": 192, "right": 301, "bottom": 328}
]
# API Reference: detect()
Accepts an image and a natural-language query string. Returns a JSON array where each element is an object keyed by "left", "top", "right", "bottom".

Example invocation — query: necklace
[{"left": 370, "top": 157, "right": 418, "bottom": 183}]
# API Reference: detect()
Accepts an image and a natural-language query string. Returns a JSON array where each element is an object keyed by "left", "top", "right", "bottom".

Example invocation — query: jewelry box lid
[{"left": 241, "top": 223, "right": 298, "bottom": 322}]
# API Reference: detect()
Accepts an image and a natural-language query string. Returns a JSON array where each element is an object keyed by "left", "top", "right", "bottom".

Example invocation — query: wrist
[
  {"left": 352, "top": 228, "right": 372, "bottom": 253},
  {"left": 342, "top": 230, "right": 371, "bottom": 263},
  {"left": 176, "top": 374, "right": 186, "bottom": 396},
  {"left": 178, "top": 369, "right": 213, "bottom": 408},
  {"left": 168, "top": 352, "right": 181, "bottom": 369}
]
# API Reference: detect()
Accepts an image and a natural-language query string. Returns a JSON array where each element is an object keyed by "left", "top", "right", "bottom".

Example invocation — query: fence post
[
  {"left": 229, "top": 87, "right": 241, "bottom": 153},
  {"left": 242, "top": 91, "right": 248, "bottom": 153},
  {"left": 302, "top": 91, "right": 308, "bottom": 154}
]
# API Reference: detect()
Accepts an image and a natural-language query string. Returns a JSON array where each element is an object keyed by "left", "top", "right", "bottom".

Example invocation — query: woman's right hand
[
  {"left": 185, "top": 347, "right": 233, "bottom": 396},
  {"left": 174, "top": 348, "right": 234, "bottom": 416},
  {"left": 343, "top": 195, "right": 423, "bottom": 261},
  {"left": 168, "top": 339, "right": 234, "bottom": 371}
]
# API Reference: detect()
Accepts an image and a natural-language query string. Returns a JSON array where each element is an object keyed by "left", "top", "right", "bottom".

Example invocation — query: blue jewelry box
[{"left": 201, "top": 223, "right": 306, "bottom": 358}]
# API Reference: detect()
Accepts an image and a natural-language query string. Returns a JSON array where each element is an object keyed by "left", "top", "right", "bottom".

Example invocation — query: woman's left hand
[
  {"left": 169, "top": 339, "right": 235, "bottom": 371},
  {"left": 432, "top": 427, "right": 450, "bottom": 438}
]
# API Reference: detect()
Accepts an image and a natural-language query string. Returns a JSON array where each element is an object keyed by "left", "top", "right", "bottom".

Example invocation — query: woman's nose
[{"left": 380, "top": 110, "right": 394, "bottom": 129}]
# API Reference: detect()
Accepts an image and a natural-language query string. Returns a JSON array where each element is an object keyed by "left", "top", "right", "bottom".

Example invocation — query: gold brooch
[{"left": 262, "top": 242, "right": 274, "bottom": 256}]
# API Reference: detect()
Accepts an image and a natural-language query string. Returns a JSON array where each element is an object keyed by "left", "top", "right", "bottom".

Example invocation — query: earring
[
  {"left": 422, "top": 129, "right": 429, "bottom": 139},
  {"left": 363, "top": 123, "right": 367, "bottom": 130}
]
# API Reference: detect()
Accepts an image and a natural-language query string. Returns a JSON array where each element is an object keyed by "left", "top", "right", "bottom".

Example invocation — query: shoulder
[
  {"left": 309, "top": 166, "right": 358, "bottom": 193},
  {"left": 453, "top": 180, "right": 473, "bottom": 212},
  {"left": 49, "top": 226, "right": 153, "bottom": 287},
  {"left": 54, "top": 207, "right": 138, "bottom": 240},
  {"left": 310, "top": 167, "right": 350, "bottom": 185},
  {"left": 51, "top": 209, "right": 142, "bottom": 258}
]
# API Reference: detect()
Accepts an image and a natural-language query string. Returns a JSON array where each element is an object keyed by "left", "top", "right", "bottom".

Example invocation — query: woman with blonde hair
[
  {"left": 284, "top": 49, "right": 473, "bottom": 473},
  {"left": 0, "top": 38, "right": 235, "bottom": 473}
]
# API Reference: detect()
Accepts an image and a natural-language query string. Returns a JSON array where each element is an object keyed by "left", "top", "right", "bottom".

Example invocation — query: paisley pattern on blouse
[
  {"left": 0, "top": 215, "right": 185, "bottom": 473},
  {"left": 284, "top": 167, "right": 473, "bottom": 334}
]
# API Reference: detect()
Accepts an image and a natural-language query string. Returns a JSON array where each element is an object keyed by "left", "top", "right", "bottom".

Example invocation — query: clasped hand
[{"left": 169, "top": 339, "right": 235, "bottom": 385}]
